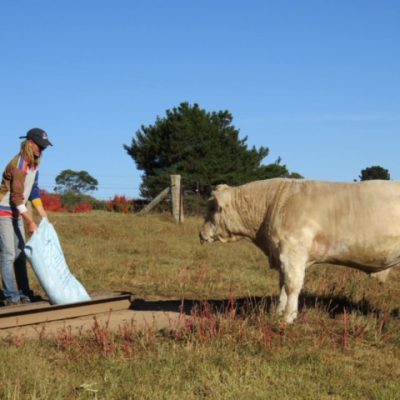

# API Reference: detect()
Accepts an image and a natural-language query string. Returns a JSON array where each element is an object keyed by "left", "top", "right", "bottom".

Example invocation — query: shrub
[
  {"left": 40, "top": 190, "right": 98, "bottom": 213},
  {"left": 88, "top": 198, "right": 108, "bottom": 211},
  {"left": 106, "top": 195, "right": 134, "bottom": 213},
  {"left": 60, "top": 191, "right": 107, "bottom": 212},
  {"left": 60, "top": 191, "right": 88, "bottom": 211},
  {"left": 40, "top": 190, "right": 66, "bottom": 212},
  {"left": 72, "top": 202, "right": 93, "bottom": 213}
]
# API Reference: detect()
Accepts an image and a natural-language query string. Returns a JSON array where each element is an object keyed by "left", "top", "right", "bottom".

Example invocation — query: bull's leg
[
  {"left": 280, "top": 253, "right": 306, "bottom": 324},
  {"left": 276, "top": 270, "right": 287, "bottom": 316}
]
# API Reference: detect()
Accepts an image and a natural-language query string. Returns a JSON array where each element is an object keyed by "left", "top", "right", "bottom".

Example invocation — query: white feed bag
[{"left": 24, "top": 218, "right": 91, "bottom": 305}]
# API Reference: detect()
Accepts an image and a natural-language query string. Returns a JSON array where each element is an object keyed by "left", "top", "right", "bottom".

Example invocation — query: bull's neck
[{"left": 232, "top": 179, "right": 291, "bottom": 240}]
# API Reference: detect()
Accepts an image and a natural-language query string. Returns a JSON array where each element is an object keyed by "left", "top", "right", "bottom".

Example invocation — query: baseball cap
[{"left": 20, "top": 128, "right": 53, "bottom": 149}]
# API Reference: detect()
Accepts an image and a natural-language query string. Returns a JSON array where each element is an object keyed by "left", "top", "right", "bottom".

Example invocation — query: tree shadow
[{"left": 130, "top": 291, "right": 399, "bottom": 319}]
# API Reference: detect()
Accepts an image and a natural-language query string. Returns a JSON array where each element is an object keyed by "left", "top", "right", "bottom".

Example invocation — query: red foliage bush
[
  {"left": 106, "top": 195, "right": 134, "bottom": 213},
  {"left": 72, "top": 203, "right": 93, "bottom": 214},
  {"left": 40, "top": 190, "right": 94, "bottom": 213},
  {"left": 40, "top": 190, "right": 66, "bottom": 212}
]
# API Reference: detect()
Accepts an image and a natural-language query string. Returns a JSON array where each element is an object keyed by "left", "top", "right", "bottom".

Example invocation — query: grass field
[{"left": 1, "top": 211, "right": 400, "bottom": 399}]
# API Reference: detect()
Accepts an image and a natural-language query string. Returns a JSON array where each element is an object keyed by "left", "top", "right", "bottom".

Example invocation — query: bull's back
[{"left": 275, "top": 180, "right": 400, "bottom": 271}]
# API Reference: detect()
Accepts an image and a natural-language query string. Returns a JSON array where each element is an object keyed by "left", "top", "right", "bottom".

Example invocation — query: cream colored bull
[{"left": 199, "top": 178, "right": 399, "bottom": 323}]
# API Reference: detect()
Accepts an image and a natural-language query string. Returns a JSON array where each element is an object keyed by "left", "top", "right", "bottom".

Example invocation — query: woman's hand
[{"left": 27, "top": 219, "right": 38, "bottom": 233}]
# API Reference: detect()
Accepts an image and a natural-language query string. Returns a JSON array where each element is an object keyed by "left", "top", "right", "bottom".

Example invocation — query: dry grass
[
  {"left": 1, "top": 210, "right": 400, "bottom": 399},
  {"left": 33, "top": 211, "right": 274, "bottom": 300}
]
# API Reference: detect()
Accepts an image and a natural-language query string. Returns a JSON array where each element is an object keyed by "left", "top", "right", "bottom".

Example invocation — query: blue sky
[{"left": 1, "top": 1, "right": 399, "bottom": 199}]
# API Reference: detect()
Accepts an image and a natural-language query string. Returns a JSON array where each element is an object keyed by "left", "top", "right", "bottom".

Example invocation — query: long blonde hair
[{"left": 20, "top": 140, "right": 41, "bottom": 167}]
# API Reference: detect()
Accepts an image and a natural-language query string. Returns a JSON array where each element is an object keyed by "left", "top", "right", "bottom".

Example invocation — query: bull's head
[{"left": 199, "top": 184, "right": 239, "bottom": 244}]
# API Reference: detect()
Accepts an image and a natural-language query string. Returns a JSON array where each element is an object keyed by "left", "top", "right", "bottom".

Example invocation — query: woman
[{"left": 0, "top": 128, "right": 52, "bottom": 305}]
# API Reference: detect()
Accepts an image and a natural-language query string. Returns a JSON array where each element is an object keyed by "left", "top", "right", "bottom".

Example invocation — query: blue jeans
[{"left": 0, "top": 217, "right": 31, "bottom": 302}]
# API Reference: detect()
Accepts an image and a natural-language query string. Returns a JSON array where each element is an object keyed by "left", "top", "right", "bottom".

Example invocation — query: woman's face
[{"left": 28, "top": 140, "right": 43, "bottom": 157}]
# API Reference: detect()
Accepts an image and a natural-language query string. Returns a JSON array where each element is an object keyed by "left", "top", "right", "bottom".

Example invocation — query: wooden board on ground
[
  {"left": 0, "top": 294, "right": 132, "bottom": 329},
  {"left": 0, "top": 295, "right": 187, "bottom": 339}
]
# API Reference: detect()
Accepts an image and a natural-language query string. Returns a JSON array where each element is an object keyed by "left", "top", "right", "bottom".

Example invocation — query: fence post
[{"left": 171, "top": 175, "right": 184, "bottom": 223}]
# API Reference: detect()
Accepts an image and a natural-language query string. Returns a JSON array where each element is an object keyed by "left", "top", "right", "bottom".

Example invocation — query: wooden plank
[
  {"left": 0, "top": 301, "right": 50, "bottom": 316},
  {"left": 0, "top": 294, "right": 132, "bottom": 329},
  {"left": 138, "top": 187, "right": 170, "bottom": 214}
]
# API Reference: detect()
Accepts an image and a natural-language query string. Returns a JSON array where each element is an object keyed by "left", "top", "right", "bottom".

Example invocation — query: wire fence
[{"left": 40, "top": 177, "right": 208, "bottom": 217}]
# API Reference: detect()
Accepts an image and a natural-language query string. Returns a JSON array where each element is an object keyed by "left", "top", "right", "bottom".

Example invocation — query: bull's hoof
[
  {"left": 283, "top": 312, "right": 297, "bottom": 324},
  {"left": 276, "top": 305, "right": 285, "bottom": 317}
]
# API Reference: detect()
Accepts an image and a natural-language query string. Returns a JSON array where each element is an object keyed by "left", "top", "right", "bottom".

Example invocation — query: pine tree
[{"left": 124, "top": 102, "right": 300, "bottom": 198}]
